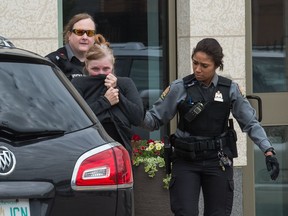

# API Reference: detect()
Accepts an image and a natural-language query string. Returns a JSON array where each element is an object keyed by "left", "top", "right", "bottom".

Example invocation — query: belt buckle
[{"left": 216, "top": 138, "right": 223, "bottom": 150}]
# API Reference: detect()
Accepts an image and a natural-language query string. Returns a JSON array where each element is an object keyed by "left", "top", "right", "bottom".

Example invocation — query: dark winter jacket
[{"left": 71, "top": 75, "right": 144, "bottom": 154}]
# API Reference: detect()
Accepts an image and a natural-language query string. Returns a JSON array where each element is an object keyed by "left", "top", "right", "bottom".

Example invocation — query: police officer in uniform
[
  {"left": 46, "top": 13, "right": 96, "bottom": 80},
  {"left": 141, "top": 38, "right": 280, "bottom": 216}
]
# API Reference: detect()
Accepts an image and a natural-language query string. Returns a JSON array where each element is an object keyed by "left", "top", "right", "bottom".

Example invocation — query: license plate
[{"left": 0, "top": 199, "right": 31, "bottom": 216}]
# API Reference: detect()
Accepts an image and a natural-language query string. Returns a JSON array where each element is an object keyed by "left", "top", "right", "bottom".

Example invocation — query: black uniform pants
[{"left": 169, "top": 152, "right": 234, "bottom": 216}]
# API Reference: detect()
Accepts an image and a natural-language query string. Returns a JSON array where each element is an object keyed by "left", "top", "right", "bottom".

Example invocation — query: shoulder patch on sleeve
[{"left": 160, "top": 86, "right": 170, "bottom": 100}]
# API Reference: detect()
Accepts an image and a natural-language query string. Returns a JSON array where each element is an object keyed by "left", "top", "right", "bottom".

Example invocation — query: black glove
[{"left": 265, "top": 155, "right": 280, "bottom": 180}]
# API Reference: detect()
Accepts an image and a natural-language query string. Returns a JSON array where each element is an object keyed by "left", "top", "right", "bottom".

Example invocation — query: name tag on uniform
[{"left": 214, "top": 91, "right": 223, "bottom": 102}]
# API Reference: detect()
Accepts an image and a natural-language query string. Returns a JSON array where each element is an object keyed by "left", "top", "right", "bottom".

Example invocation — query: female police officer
[{"left": 141, "top": 38, "right": 279, "bottom": 216}]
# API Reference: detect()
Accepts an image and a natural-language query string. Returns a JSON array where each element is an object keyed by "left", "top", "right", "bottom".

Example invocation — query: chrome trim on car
[
  {"left": 0, "top": 36, "right": 15, "bottom": 48},
  {"left": 71, "top": 142, "right": 133, "bottom": 191},
  {"left": 0, "top": 146, "right": 16, "bottom": 176}
]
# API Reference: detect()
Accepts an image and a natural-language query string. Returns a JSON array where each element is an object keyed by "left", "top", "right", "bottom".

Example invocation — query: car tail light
[{"left": 71, "top": 143, "right": 133, "bottom": 190}]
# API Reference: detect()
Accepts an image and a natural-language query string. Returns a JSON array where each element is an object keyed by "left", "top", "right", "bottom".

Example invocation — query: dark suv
[
  {"left": 111, "top": 42, "right": 167, "bottom": 139},
  {"left": 0, "top": 37, "right": 133, "bottom": 216},
  {"left": 111, "top": 42, "right": 164, "bottom": 108}
]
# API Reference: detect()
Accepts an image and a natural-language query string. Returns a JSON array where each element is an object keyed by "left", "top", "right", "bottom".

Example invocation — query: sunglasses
[{"left": 72, "top": 29, "right": 95, "bottom": 37}]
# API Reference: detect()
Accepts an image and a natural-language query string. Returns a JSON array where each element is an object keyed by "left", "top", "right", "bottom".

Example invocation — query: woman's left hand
[{"left": 105, "top": 73, "right": 117, "bottom": 88}]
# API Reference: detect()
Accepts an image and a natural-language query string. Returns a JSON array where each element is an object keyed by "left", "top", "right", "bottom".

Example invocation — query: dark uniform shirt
[{"left": 46, "top": 44, "right": 85, "bottom": 80}]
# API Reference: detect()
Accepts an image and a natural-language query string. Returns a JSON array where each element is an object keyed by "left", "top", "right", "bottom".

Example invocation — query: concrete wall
[{"left": 0, "top": 0, "right": 59, "bottom": 56}]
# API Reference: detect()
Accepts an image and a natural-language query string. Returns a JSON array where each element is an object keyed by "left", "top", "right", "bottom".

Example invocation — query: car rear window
[{"left": 0, "top": 62, "right": 93, "bottom": 133}]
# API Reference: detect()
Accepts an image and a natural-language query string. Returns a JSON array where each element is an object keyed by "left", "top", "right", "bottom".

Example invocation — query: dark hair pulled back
[{"left": 192, "top": 38, "right": 224, "bottom": 71}]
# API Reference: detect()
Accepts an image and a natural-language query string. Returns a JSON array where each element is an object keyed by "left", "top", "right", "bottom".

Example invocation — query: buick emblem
[{"left": 0, "top": 146, "right": 16, "bottom": 175}]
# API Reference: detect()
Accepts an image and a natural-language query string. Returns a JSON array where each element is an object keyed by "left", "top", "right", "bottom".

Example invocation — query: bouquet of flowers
[{"left": 131, "top": 134, "right": 171, "bottom": 189}]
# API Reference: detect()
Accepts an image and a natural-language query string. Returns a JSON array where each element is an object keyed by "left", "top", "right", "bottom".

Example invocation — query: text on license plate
[{"left": 0, "top": 199, "right": 31, "bottom": 216}]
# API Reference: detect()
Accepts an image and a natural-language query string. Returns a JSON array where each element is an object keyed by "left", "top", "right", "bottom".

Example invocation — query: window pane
[
  {"left": 253, "top": 51, "right": 286, "bottom": 92},
  {"left": 254, "top": 126, "right": 288, "bottom": 216},
  {"left": 0, "top": 62, "right": 92, "bottom": 132},
  {"left": 252, "top": 0, "right": 288, "bottom": 93}
]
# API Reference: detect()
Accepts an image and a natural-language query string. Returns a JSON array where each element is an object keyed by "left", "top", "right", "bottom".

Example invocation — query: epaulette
[
  {"left": 183, "top": 74, "right": 198, "bottom": 88},
  {"left": 218, "top": 76, "right": 232, "bottom": 87},
  {"left": 55, "top": 47, "right": 68, "bottom": 61}
]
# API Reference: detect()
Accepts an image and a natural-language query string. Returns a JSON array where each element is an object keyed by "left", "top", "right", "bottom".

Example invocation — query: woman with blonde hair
[{"left": 72, "top": 34, "right": 144, "bottom": 156}]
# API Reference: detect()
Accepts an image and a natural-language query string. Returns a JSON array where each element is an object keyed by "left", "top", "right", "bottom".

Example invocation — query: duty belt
[{"left": 172, "top": 135, "right": 228, "bottom": 152}]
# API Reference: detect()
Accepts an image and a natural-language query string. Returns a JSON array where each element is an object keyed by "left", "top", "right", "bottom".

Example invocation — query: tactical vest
[{"left": 178, "top": 74, "right": 232, "bottom": 137}]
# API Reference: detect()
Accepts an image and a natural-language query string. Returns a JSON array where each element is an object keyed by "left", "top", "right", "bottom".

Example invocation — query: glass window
[
  {"left": 253, "top": 51, "right": 286, "bottom": 92},
  {"left": 130, "top": 58, "right": 163, "bottom": 109},
  {"left": 63, "top": 0, "right": 169, "bottom": 139},
  {"left": 0, "top": 62, "right": 92, "bottom": 133},
  {"left": 252, "top": 0, "right": 288, "bottom": 93},
  {"left": 254, "top": 126, "right": 288, "bottom": 216},
  {"left": 252, "top": 1, "right": 288, "bottom": 215}
]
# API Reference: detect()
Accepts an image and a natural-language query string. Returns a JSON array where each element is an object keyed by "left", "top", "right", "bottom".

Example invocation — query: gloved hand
[{"left": 265, "top": 155, "right": 280, "bottom": 180}]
